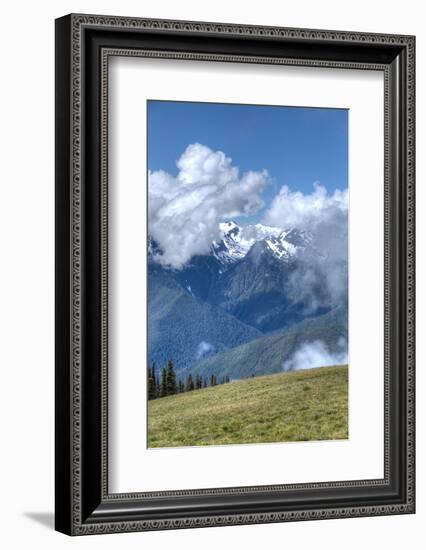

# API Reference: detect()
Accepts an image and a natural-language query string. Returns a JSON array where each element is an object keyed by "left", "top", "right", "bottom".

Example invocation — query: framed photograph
[{"left": 55, "top": 14, "right": 415, "bottom": 535}]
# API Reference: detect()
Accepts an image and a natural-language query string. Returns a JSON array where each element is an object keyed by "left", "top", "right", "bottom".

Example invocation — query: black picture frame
[{"left": 55, "top": 13, "right": 415, "bottom": 535}]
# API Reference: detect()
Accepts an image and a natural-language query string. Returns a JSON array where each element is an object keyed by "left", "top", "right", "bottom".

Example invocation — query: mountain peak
[
  {"left": 212, "top": 221, "right": 310, "bottom": 266},
  {"left": 149, "top": 222, "right": 315, "bottom": 269}
]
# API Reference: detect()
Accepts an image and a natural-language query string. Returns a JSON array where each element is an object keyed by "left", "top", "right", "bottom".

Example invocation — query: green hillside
[
  {"left": 188, "top": 305, "right": 347, "bottom": 381},
  {"left": 148, "top": 365, "right": 348, "bottom": 448},
  {"left": 148, "top": 265, "right": 261, "bottom": 372}
]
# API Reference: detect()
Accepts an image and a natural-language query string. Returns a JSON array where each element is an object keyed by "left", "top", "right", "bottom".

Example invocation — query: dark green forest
[{"left": 148, "top": 360, "right": 230, "bottom": 400}]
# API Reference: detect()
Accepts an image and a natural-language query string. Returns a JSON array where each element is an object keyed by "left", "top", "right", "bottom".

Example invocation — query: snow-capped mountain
[
  {"left": 148, "top": 219, "right": 346, "bottom": 373},
  {"left": 149, "top": 220, "right": 314, "bottom": 269},
  {"left": 211, "top": 221, "right": 253, "bottom": 264},
  {"left": 211, "top": 221, "right": 313, "bottom": 266}
]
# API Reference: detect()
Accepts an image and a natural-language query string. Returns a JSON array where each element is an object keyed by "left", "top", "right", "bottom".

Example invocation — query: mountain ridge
[
  {"left": 148, "top": 220, "right": 347, "bottom": 380},
  {"left": 211, "top": 220, "right": 315, "bottom": 266},
  {"left": 184, "top": 303, "right": 348, "bottom": 380},
  {"left": 148, "top": 263, "right": 262, "bottom": 373}
]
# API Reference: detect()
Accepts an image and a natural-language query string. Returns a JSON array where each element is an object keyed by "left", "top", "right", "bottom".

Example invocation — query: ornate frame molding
[{"left": 55, "top": 13, "right": 415, "bottom": 535}]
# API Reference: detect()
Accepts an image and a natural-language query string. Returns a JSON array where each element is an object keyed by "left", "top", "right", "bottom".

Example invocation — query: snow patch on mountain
[
  {"left": 211, "top": 221, "right": 312, "bottom": 265},
  {"left": 265, "top": 234, "right": 296, "bottom": 261},
  {"left": 149, "top": 220, "right": 315, "bottom": 269},
  {"left": 211, "top": 221, "right": 254, "bottom": 264}
]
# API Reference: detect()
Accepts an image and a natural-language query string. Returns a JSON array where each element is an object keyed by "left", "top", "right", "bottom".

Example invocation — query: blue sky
[{"left": 147, "top": 100, "right": 348, "bottom": 224}]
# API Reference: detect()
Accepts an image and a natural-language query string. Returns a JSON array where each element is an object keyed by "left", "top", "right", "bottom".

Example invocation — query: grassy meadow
[{"left": 148, "top": 365, "right": 348, "bottom": 448}]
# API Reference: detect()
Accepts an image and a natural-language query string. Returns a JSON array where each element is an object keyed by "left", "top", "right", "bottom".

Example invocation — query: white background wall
[{"left": 0, "top": 0, "right": 423, "bottom": 548}]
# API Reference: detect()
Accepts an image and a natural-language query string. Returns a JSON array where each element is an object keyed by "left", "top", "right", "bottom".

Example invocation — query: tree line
[{"left": 148, "top": 360, "right": 230, "bottom": 400}]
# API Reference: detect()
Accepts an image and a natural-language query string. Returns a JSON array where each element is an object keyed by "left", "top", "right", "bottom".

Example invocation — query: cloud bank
[
  {"left": 149, "top": 146, "right": 348, "bottom": 313},
  {"left": 263, "top": 182, "right": 348, "bottom": 232},
  {"left": 195, "top": 341, "right": 215, "bottom": 360},
  {"left": 263, "top": 182, "right": 348, "bottom": 310},
  {"left": 149, "top": 143, "right": 268, "bottom": 269},
  {"left": 282, "top": 338, "right": 348, "bottom": 372}
]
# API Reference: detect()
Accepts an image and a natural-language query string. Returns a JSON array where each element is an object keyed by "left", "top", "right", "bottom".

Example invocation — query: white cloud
[
  {"left": 263, "top": 182, "right": 348, "bottom": 310},
  {"left": 195, "top": 341, "right": 215, "bottom": 360},
  {"left": 282, "top": 338, "right": 348, "bottom": 372},
  {"left": 149, "top": 143, "right": 268, "bottom": 269},
  {"left": 263, "top": 182, "right": 348, "bottom": 232}
]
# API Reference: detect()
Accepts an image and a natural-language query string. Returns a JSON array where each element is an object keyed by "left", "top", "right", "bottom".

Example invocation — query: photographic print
[
  {"left": 56, "top": 16, "right": 415, "bottom": 533},
  {"left": 147, "top": 100, "right": 348, "bottom": 448}
]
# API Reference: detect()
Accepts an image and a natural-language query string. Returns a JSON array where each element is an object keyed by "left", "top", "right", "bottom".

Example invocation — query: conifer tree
[
  {"left": 152, "top": 363, "right": 157, "bottom": 397},
  {"left": 210, "top": 374, "right": 217, "bottom": 387},
  {"left": 156, "top": 373, "right": 160, "bottom": 398},
  {"left": 148, "top": 363, "right": 158, "bottom": 400},
  {"left": 160, "top": 367, "right": 167, "bottom": 397},
  {"left": 166, "top": 359, "right": 177, "bottom": 395},
  {"left": 148, "top": 363, "right": 157, "bottom": 400},
  {"left": 225, "top": 375, "right": 230, "bottom": 384},
  {"left": 203, "top": 378, "right": 207, "bottom": 388},
  {"left": 186, "top": 374, "right": 194, "bottom": 391},
  {"left": 178, "top": 380, "right": 184, "bottom": 393}
]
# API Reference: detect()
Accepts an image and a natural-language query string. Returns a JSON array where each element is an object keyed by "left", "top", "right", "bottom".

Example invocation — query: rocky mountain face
[
  {"left": 211, "top": 221, "right": 314, "bottom": 266},
  {"left": 173, "top": 221, "right": 327, "bottom": 332}
]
